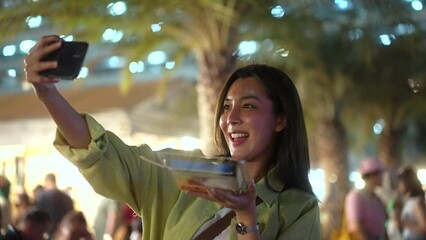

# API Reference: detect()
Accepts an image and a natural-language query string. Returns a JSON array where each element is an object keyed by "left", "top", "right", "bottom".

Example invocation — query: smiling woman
[{"left": 24, "top": 36, "right": 320, "bottom": 240}]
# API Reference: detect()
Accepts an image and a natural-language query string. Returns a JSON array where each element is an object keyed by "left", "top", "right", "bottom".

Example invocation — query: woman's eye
[
  {"left": 243, "top": 103, "right": 254, "bottom": 109},
  {"left": 222, "top": 104, "right": 231, "bottom": 111}
]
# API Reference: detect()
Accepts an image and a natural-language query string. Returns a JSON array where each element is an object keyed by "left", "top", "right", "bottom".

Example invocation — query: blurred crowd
[
  {"left": 0, "top": 173, "right": 142, "bottom": 240},
  {"left": 340, "top": 158, "right": 426, "bottom": 240},
  {"left": 1, "top": 159, "right": 424, "bottom": 240}
]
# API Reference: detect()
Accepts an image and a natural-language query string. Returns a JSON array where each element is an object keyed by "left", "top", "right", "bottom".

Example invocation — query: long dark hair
[
  {"left": 213, "top": 64, "right": 314, "bottom": 195},
  {"left": 398, "top": 166, "right": 424, "bottom": 198}
]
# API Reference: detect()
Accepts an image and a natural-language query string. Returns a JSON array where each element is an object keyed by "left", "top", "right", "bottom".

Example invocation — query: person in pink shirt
[{"left": 345, "top": 158, "right": 388, "bottom": 240}]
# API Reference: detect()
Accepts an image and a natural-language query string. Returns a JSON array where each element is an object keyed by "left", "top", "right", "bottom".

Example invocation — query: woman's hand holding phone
[
  {"left": 24, "top": 35, "right": 63, "bottom": 96},
  {"left": 24, "top": 35, "right": 62, "bottom": 85}
]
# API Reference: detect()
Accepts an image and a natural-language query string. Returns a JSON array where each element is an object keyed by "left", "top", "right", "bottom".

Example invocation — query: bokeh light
[
  {"left": 19, "top": 40, "right": 36, "bottom": 54},
  {"left": 270, "top": 5, "right": 285, "bottom": 18},
  {"left": 26, "top": 15, "right": 42, "bottom": 28},
  {"left": 107, "top": 1, "right": 127, "bottom": 16},
  {"left": 2, "top": 45, "right": 16, "bottom": 56}
]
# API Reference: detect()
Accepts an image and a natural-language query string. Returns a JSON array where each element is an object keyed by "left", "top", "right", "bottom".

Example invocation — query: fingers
[
  {"left": 185, "top": 190, "right": 213, "bottom": 201},
  {"left": 207, "top": 183, "right": 256, "bottom": 210},
  {"left": 24, "top": 35, "right": 62, "bottom": 84},
  {"left": 29, "top": 35, "right": 62, "bottom": 55},
  {"left": 184, "top": 180, "right": 257, "bottom": 211}
]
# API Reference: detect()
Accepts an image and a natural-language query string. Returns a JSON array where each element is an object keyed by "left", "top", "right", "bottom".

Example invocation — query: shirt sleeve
[{"left": 53, "top": 113, "right": 179, "bottom": 214}]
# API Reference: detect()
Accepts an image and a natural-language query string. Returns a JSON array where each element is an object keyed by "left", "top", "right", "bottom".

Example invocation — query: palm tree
[
  {"left": 346, "top": 22, "right": 426, "bottom": 203},
  {"left": 268, "top": 2, "right": 426, "bottom": 238},
  {"left": 0, "top": 0, "right": 272, "bottom": 154}
]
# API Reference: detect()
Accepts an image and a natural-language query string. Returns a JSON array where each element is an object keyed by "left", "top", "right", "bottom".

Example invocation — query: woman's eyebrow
[{"left": 224, "top": 95, "right": 260, "bottom": 101}]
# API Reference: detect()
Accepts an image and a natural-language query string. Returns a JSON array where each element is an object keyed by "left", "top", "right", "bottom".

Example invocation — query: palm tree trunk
[
  {"left": 315, "top": 118, "right": 350, "bottom": 239},
  {"left": 377, "top": 123, "right": 402, "bottom": 206},
  {"left": 378, "top": 127, "right": 402, "bottom": 169},
  {"left": 195, "top": 50, "right": 236, "bottom": 155}
]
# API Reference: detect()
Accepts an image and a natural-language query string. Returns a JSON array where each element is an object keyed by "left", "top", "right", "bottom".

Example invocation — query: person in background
[
  {"left": 0, "top": 176, "right": 12, "bottom": 233},
  {"left": 112, "top": 204, "right": 136, "bottom": 240},
  {"left": 31, "top": 185, "right": 44, "bottom": 206},
  {"left": 0, "top": 207, "right": 51, "bottom": 240},
  {"left": 93, "top": 198, "right": 123, "bottom": 240},
  {"left": 25, "top": 35, "right": 320, "bottom": 240},
  {"left": 35, "top": 173, "right": 74, "bottom": 237},
  {"left": 344, "top": 157, "right": 388, "bottom": 240},
  {"left": 52, "top": 210, "right": 93, "bottom": 240},
  {"left": 396, "top": 166, "right": 426, "bottom": 240},
  {"left": 12, "top": 191, "right": 33, "bottom": 226},
  {"left": 129, "top": 218, "right": 142, "bottom": 240}
]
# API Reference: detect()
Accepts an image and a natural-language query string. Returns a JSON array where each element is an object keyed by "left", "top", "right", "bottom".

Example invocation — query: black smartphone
[{"left": 40, "top": 41, "right": 89, "bottom": 80}]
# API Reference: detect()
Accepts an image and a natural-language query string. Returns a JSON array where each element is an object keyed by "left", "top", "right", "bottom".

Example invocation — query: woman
[
  {"left": 397, "top": 166, "right": 426, "bottom": 240},
  {"left": 24, "top": 35, "right": 320, "bottom": 239}
]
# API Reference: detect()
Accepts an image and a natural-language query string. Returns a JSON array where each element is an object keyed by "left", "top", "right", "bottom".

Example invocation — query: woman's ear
[{"left": 275, "top": 115, "right": 286, "bottom": 132}]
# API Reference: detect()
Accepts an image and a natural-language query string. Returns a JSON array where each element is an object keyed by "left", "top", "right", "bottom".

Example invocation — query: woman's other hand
[{"left": 186, "top": 180, "right": 257, "bottom": 215}]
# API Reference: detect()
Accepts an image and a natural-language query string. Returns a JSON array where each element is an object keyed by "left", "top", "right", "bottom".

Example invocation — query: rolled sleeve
[{"left": 54, "top": 114, "right": 107, "bottom": 169}]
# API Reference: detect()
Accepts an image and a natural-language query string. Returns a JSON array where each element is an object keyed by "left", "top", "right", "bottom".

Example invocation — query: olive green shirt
[{"left": 54, "top": 114, "right": 320, "bottom": 240}]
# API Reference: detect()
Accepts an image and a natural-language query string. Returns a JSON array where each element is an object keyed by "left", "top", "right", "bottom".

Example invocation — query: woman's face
[
  {"left": 398, "top": 181, "right": 407, "bottom": 194},
  {"left": 219, "top": 77, "right": 285, "bottom": 163}
]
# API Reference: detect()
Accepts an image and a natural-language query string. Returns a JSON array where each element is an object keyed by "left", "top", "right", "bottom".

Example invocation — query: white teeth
[{"left": 231, "top": 133, "right": 248, "bottom": 139}]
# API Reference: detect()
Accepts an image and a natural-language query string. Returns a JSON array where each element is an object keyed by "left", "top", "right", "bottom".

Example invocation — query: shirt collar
[{"left": 255, "top": 165, "right": 284, "bottom": 206}]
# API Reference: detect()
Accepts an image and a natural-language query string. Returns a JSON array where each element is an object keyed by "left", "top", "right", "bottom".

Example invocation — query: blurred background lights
[
  {"left": 21, "top": 81, "right": 32, "bottom": 91},
  {"left": 407, "top": 78, "right": 423, "bottom": 93},
  {"left": 373, "top": 118, "right": 386, "bottom": 135},
  {"left": 395, "top": 23, "right": 415, "bottom": 36},
  {"left": 26, "top": 15, "right": 42, "bottom": 28},
  {"left": 77, "top": 67, "right": 88, "bottom": 78},
  {"left": 148, "top": 51, "right": 167, "bottom": 65},
  {"left": 61, "top": 35, "right": 74, "bottom": 41},
  {"left": 8, "top": 69, "right": 16, "bottom": 78},
  {"left": 275, "top": 48, "right": 289, "bottom": 57},
  {"left": 165, "top": 61, "right": 175, "bottom": 70},
  {"left": 107, "top": 56, "right": 125, "bottom": 69},
  {"left": 411, "top": 0, "right": 423, "bottom": 11},
  {"left": 262, "top": 39, "right": 274, "bottom": 52},
  {"left": 2, "top": 45, "right": 16, "bottom": 56},
  {"left": 107, "top": 1, "right": 127, "bottom": 16},
  {"left": 19, "top": 40, "right": 36, "bottom": 54},
  {"left": 179, "top": 136, "right": 201, "bottom": 151},
  {"left": 348, "top": 28, "right": 363, "bottom": 40},
  {"left": 334, "top": 0, "right": 353, "bottom": 10},
  {"left": 0, "top": 144, "right": 25, "bottom": 160},
  {"left": 151, "top": 23, "right": 163, "bottom": 33},
  {"left": 270, "top": 5, "right": 285, "bottom": 18},
  {"left": 350, "top": 171, "right": 365, "bottom": 189},
  {"left": 129, "top": 61, "right": 144, "bottom": 73},
  {"left": 309, "top": 168, "right": 325, "bottom": 202},
  {"left": 379, "top": 34, "right": 395, "bottom": 45},
  {"left": 238, "top": 40, "right": 258, "bottom": 56},
  {"left": 102, "top": 28, "right": 123, "bottom": 42},
  {"left": 418, "top": 169, "right": 426, "bottom": 185}
]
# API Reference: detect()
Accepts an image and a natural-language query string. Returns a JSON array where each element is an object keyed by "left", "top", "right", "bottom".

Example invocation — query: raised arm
[{"left": 24, "top": 35, "right": 91, "bottom": 148}]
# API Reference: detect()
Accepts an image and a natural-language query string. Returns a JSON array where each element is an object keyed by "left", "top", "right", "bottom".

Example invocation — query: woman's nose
[{"left": 227, "top": 107, "right": 242, "bottom": 125}]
